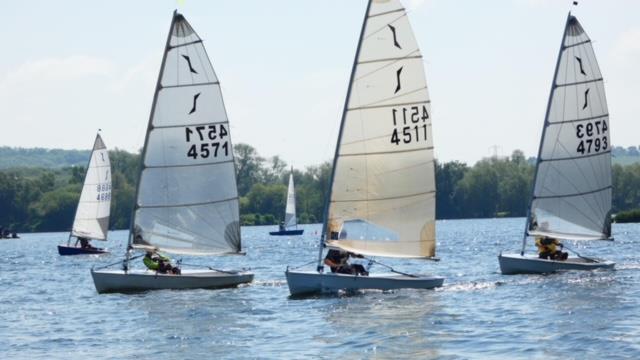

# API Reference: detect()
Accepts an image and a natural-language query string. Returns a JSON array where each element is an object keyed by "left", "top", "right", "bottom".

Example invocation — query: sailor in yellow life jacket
[{"left": 535, "top": 236, "right": 568, "bottom": 261}]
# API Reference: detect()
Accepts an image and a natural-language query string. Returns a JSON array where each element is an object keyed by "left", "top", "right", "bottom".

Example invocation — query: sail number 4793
[
  {"left": 390, "top": 105, "right": 429, "bottom": 145},
  {"left": 185, "top": 124, "right": 229, "bottom": 159},
  {"left": 576, "top": 119, "right": 608, "bottom": 155}
]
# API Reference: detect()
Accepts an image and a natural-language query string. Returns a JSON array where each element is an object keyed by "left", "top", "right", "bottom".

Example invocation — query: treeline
[{"left": 2, "top": 146, "right": 640, "bottom": 233}]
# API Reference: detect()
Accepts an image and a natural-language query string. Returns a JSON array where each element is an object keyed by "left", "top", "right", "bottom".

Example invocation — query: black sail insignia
[
  {"left": 189, "top": 92, "right": 201, "bottom": 114},
  {"left": 583, "top": 88, "right": 590, "bottom": 109},
  {"left": 181, "top": 55, "right": 198, "bottom": 74},
  {"left": 388, "top": 25, "right": 401, "bottom": 49},
  {"left": 575, "top": 56, "right": 586, "bottom": 75},
  {"left": 394, "top": 66, "right": 403, "bottom": 93}
]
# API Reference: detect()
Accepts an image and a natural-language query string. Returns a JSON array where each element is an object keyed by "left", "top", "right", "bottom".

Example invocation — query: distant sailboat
[
  {"left": 285, "top": 0, "right": 443, "bottom": 296},
  {"left": 91, "top": 11, "right": 253, "bottom": 293},
  {"left": 270, "top": 168, "right": 304, "bottom": 236},
  {"left": 499, "top": 13, "right": 615, "bottom": 274},
  {"left": 58, "top": 132, "right": 111, "bottom": 255}
]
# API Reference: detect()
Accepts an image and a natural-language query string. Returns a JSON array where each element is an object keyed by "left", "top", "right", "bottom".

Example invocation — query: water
[{"left": 1, "top": 218, "right": 639, "bottom": 359}]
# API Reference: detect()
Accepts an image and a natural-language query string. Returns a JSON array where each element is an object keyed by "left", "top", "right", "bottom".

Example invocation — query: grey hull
[
  {"left": 91, "top": 269, "right": 254, "bottom": 294},
  {"left": 285, "top": 270, "right": 444, "bottom": 296},
  {"left": 498, "top": 253, "right": 615, "bottom": 275}
]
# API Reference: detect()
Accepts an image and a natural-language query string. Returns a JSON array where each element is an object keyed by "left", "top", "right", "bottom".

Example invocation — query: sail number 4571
[
  {"left": 390, "top": 105, "right": 429, "bottom": 145},
  {"left": 185, "top": 124, "right": 229, "bottom": 159},
  {"left": 576, "top": 119, "right": 608, "bottom": 155}
]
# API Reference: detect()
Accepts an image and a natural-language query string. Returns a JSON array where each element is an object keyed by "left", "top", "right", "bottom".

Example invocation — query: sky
[{"left": 1, "top": 0, "right": 639, "bottom": 168}]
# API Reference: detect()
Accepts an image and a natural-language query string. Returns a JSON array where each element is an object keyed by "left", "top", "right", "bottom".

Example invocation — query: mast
[
  {"left": 125, "top": 10, "right": 178, "bottom": 267},
  {"left": 316, "top": 0, "right": 373, "bottom": 272},
  {"left": 521, "top": 13, "right": 573, "bottom": 255}
]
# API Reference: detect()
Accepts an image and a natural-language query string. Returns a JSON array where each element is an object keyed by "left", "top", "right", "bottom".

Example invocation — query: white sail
[
  {"left": 284, "top": 171, "right": 297, "bottom": 228},
  {"left": 131, "top": 12, "right": 241, "bottom": 255},
  {"left": 71, "top": 133, "right": 111, "bottom": 241},
  {"left": 325, "top": 0, "right": 436, "bottom": 258},
  {"left": 527, "top": 14, "right": 612, "bottom": 241}
]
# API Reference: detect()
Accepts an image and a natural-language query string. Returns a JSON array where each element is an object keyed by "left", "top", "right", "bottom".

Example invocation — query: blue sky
[{"left": 1, "top": 0, "right": 639, "bottom": 167}]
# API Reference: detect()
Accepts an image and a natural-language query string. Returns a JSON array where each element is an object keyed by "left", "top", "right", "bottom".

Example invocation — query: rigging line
[
  {"left": 355, "top": 50, "right": 420, "bottom": 81},
  {"left": 144, "top": 159, "right": 235, "bottom": 169},
  {"left": 340, "top": 146, "right": 433, "bottom": 157},
  {"left": 348, "top": 99, "right": 430, "bottom": 111},
  {"left": 351, "top": 87, "right": 429, "bottom": 111},
  {"left": 540, "top": 149, "right": 611, "bottom": 162},
  {"left": 160, "top": 81, "right": 220, "bottom": 89},
  {"left": 152, "top": 120, "right": 229, "bottom": 129},
  {"left": 535, "top": 184, "right": 610, "bottom": 199},
  {"left": 548, "top": 113, "right": 609, "bottom": 125},
  {"left": 168, "top": 39, "right": 202, "bottom": 49},
  {"left": 140, "top": 196, "right": 239, "bottom": 209},
  {"left": 358, "top": 54, "right": 422, "bottom": 65},
  {"left": 367, "top": 8, "right": 404, "bottom": 19},
  {"left": 331, "top": 189, "right": 435, "bottom": 203},
  {"left": 563, "top": 39, "right": 590, "bottom": 49},
  {"left": 555, "top": 77, "right": 603, "bottom": 88},
  {"left": 363, "top": 12, "right": 407, "bottom": 41}
]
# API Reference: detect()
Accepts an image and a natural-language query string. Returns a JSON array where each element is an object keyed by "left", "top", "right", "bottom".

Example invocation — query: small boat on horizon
[
  {"left": 269, "top": 167, "right": 304, "bottom": 236},
  {"left": 58, "top": 132, "right": 111, "bottom": 256}
]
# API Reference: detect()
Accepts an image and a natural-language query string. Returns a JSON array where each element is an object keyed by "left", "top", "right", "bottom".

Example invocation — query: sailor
[
  {"left": 324, "top": 249, "right": 368, "bottom": 276},
  {"left": 78, "top": 237, "right": 95, "bottom": 250},
  {"left": 535, "top": 236, "right": 568, "bottom": 261},
  {"left": 143, "top": 250, "right": 181, "bottom": 274},
  {"left": 279, "top": 221, "right": 286, "bottom": 232}
]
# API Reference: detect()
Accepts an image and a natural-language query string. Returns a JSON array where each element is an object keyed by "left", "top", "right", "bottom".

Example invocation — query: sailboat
[
  {"left": 58, "top": 132, "right": 111, "bottom": 256},
  {"left": 498, "top": 12, "right": 615, "bottom": 274},
  {"left": 285, "top": 0, "right": 444, "bottom": 296},
  {"left": 270, "top": 168, "right": 304, "bottom": 236},
  {"left": 91, "top": 11, "right": 253, "bottom": 293}
]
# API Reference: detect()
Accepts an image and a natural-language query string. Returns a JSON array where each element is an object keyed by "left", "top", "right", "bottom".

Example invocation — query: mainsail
[
  {"left": 71, "top": 133, "right": 111, "bottom": 241},
  {"left": 527, "top": 14, "right": 612, "bottom": 241},
  {"left": 324, "top": 0, "right": 436, "bottom": 258},
  {"left": 284, "top": 171, "right": 297, "bottom": 228},
  {"left": 130, "top": 12, "right": 241, "bottom": 255}
]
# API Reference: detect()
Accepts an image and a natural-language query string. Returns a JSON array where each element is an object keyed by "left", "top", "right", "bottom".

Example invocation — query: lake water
[{"left": 1, "top": 218, "right": 639, "bottom": 359}]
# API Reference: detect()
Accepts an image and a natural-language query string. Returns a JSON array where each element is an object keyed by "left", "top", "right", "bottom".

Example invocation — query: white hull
[
  {"left": 91, "top": 268, "right": 254, "bottom": 294},
  {"left": 498, "top": 253, "right": 615, "bottom": 275},
  {"left": 285, "top": 270, "right": 444, "bottom": 296}
]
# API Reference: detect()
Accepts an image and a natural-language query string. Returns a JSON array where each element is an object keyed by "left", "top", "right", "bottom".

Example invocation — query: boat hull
[
  {"left": 91, "top": 268, "right": 254, "bottom": 294},
  {"left": 285, "top": 270, "right": 444, "bottom": 296},
  {"left": 269, "top": 229, "right": 304, "bottom": 236},
  {"left": 58, "top": 245, "right": 108, "bottom": 256},
  {"left": 498, "top": 253, "right": 615, "bottom": 275}
]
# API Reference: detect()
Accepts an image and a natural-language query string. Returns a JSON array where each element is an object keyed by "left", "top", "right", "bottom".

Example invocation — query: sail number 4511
[
  {"left": 390, "top": 105, "right": 429, "bottom": 145},
  {"left": 576, "top": 119, "right": 608, "bottom": 155},
  {"left": 185, "top": 124, "right": 229, "bottom": 159}
]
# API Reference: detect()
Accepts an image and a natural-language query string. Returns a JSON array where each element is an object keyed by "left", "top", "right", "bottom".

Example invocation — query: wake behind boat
[
  {"left": 91, "top": 11, "right": 253, "bottom": 293},
  {"left": 498, "top": 11, "right": 615, "bottom": 275},
  {"left": 58, "top": 132, "right": 111, "bottom": 256},
  {"left": 285, "top": 0, "right": 443, "bottom": 296}
]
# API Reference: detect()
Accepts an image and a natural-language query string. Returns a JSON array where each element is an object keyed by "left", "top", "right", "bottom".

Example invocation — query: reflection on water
[{"left": 1, "top": 220, "right": 639, "bottom": 359}]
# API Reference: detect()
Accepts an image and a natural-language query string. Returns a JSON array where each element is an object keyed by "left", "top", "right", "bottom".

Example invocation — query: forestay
[
  {"left": 131, "top": 12, "right": 241, "bottom": 255},
  {"left": 325, "top": 0, "right": 436, "bottom": 258},
  {"left": 284, "top": 172, "right": 297, "bottom": 228},
  {"left": 71, "top": 134, "right": 111, "bottom": 241},
  {"left": 527, "top": 15, "right": 612, "bottom": 241}
]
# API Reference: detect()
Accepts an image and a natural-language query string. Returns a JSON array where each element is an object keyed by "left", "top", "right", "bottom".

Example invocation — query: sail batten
[
  {"left": 324, "top": 0, "right": 436, "bottom": 259},
  {"left": 71, "top": 133, "right": 111, "bottom": 241},
  {"left": 130, "top": 12, "right": 241, "bottom": 255},
  {"left": 527, "top": 14, "right": 612, "bottom": 242}
]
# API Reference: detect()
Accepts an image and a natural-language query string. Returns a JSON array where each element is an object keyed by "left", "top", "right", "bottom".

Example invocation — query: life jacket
[
  {"left": 143, "top": 255, "right": 160, "bottom": 270},
  {"left": 535, "top": 237, "right": 558, "bottom": 254}
]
